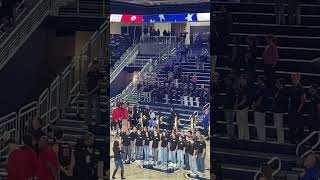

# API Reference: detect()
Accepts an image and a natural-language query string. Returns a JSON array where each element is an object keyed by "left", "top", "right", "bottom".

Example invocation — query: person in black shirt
[
  {"left": 151, "top": 128, "right": 160, "bottom": 165},
  {"left": 184, "top": 135, "right": 191, "bottom": 170},
  {"left": 252, "top": 76, "right": 268, "bottom": 142},
  {"left": 120, "top": 128, "right": 131, "bottom": 162},
  {"left": 135, "top": 130, "right": 144, "bottom": 162},
  {"left": 188, "top": 138, "right": 198, "bottom": 178},
  {"left": 235, "top": 75, "right": 250, "bottom": 140},
  {"left": 309, "top": 84, "right": 320, "bottom": 132},
  {"left": 143, "top": 127, "right": 151, "bottom": 163},
  {"left": 112, "top": 140, "right": 125, "bottom": 179},
  {"left": 196, "top": 135, "right": 206, "bottom": 173},
  {"left": 176, "top": 135, "right": 185, "bottom": 169},
  {"left": 130, "top": 127, "right": 137, "bottom": 162},
  {"left": 288, "top": 73, "right": 306, "bottom": 144},
  {"left": 85, "top": 60, "right": 103, "bottom": 127},
  {"left": 160, "top": 131, "right": 169, "bottom": 165},
  {"left": 223, "top": 75, "right": 237, "bottom": 139},
  {"left": 169, "top": 132, "right": 178, "bottom": 164},
  {"left": 273, "top": 78, "right": 288, "bottom": 144}
]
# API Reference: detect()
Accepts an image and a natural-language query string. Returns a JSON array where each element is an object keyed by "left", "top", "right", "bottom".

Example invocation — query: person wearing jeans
[
  {"left": 184, "top": 136, "right": 190, "bottom": 170},
  {"left": 135, "top": 130, "right": 144, "bottom": 161},
  {"left": 235, "top": 75, "right": 250, "bottom": 140},
  {"left": 120, "top": 128, "right": 131, "bottom": 162},
  {"left": 176, "top": 135, "right": 185, "bottom": 169},
  {"left": 196, "top": 135, "right": 206, "bottom": 173},
  {"left": 189, "top": 138, "right": 198, "bottom": 178},
  {"left": 273, "top": 78, "right": 288, "bottom": 144},
  {"left": 160, "top": 131, "right": 169, "bottom": 165},
  {"left": 112, "top": 140, "right": 125, "bottom": 179},
  {"left": 130, "top": 128, "right": 137, "bottom": 161},
  {"left": 151, "top": 129, "right": 160, "bottom": 165},
  {"left": 169, "top": 132, "right": 178, "bottom": 164},
  {"left": 252, "top": 76, "right": 268, "bottom": 142},
  {"left": 143, "top": 127, "right": 151, "bottom": 162}
]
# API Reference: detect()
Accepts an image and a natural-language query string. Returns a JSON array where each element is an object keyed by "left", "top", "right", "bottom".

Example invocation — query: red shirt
[
  {"left": 8, "top": 148, "right": 24, "bottom": 180},
  {"left": 20, "top": 146, "right": 38, "bottom": 179},
  {"left": 121, "top": 107, "right": 129, "bottom": 120},
  {"left": 36, "top": 145, "right": 60, "bottom": 180},
  {"left": 263, "top": 42, "right": 279, "bottom": 65},
  {"left": 112, "top": 107, "right": 121, "bottom": 122}
]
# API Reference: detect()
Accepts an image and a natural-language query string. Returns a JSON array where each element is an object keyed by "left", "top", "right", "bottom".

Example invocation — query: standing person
[
  {"left": 288, "top": 73, "right": 306, "bottom": 144},
  {"left": 30, "top": 117, "right": 45, "bottom": 152},
  {"left": 85, "top": 60, "right": 103, "bottom": 128},
  {"left": 197, "top": 135, "right": 206, "bottom": 175},
  {"left": 131, "top": 105, "right": 139, "bottom": 128},
  {"left": 275, "top": 0, "right": 285, "bottom": 24},
  {"left": 160, "top": 131, "right": 169, "bottom": 165},
  {"left": 135, "top": 130, "right": 144, "bottom": 163},
  {"left": 263, "top": 34, "right": 279, "bottom": 88},
  {"left": 130, "top": 127, "right": 137, "bottom": 162},
  {"left": 273, "top": 78, "right": 288, "bottom": 144},
  {"left": 235, "top": 75, "right": 250, "bottom": 140},
  {"left": 74, "top": 132, "right": 96, "bottom": 180},
  {"left": 112, "top": 140, "right": 125, "bottom": 179},
  {"left": 20, "top": 133, "right": 39, "bottom": 180},
  {"left": 112, "top": 104, "right": 122, "bottom": 135},
  {"left": 184, "top": 135, "right": 191, "bottom": 170},
  {"left": 169, "top": 132, "right": 178, "bottom": 165},
  {"left": 151, "top": 127, "right": 160, "bottom": 165},
  {"left": 192, "top": 73, "right": 197, "bottom": 87},
  {"left": 55, "top": 131, "right": 75, "bottom": 180},
  {"left": 121, "top": 103, "right": 129, "bottom": 129},
  {"left": 252, "top": 76, "right": 268, "bottom": 142},
  {"left": 223, "top": 75, "right": 237, "bottom": 139},
  {"left": 120, "top": 128, "right": 131, "bottom": 163},
  {"left": 309, "top": 84, "right": 320, "bottom": 132},
  {"left": 188, "top": 138, "right": 198, "bottom": 178},
  {"left": 36, "top": 136, "right": 60, "bottom": 180},
  {"left": 7, "top": 139, "right": 24, "bottom": 180},
  {"left": 143, "top": 127, "right": 151, "bottom": 164},
  {"left": 176, "top": 135, "right": 185, "bottom": 169}
]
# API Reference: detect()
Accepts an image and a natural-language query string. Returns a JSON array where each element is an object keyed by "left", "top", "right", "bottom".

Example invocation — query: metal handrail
[
  {"left": 254, "top": 156, "right": 282, "bottom": 180},
  {"left": 202, "top": 103, "right": 210, "bottom": 112},
  {"left": 296, "top": 131, "right": 320, "bottom": 158}
]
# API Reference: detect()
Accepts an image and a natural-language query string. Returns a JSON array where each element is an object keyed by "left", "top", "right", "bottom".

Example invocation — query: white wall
[
  {"left": 110, "top": 22, "right": 143, "bottom": 34},
  {"left": 185, "top": 22, "right": 210, "bottom": 44}
]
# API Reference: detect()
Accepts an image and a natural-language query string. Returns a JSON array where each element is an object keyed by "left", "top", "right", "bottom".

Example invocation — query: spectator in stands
[
  {"left": 74, "top": 132, "right": 95, "bottom": 180},
  {"left": 199, "top": 48, "right": 209, "bottom": 70},
  {"left": 121, "top": 102, "right": 129, "bottom": 129},
  {"left": 272, "top": 78, "right": 288, "bottom": 144},
  {"left": 288, "top": 73, "right": 306, "bottom": 144},
  {"left": 263, "top": 34, "right": 279, "bottom": 88},
  {"left": 275, "top": 0, "right": 285, "bottom": 25},
  {"left": 252, "top": 76, "right": 268, "bottom": 142},
  {"left": 112, "top": 103, "right": 122, "bottom": 135},
  {"left": 259, "top": 163, "right": 273, "bottom": 180},
  {"left": 299, "top": 153, "right": 319, "bottom": 180},
  {"left": 309, "top": 84, "right": 320, "bottom": 132},
  {"left": 203, "top": 110, "right": 210, "bottom": 138},
  {"left": 55, "top": 131, "right": 75, "bottom": 180},
  {"left": 36, "top": 136, "right": 60, "bottom": 180},
  {"left": 112, "top": 140, "right": 125, "bottom": 179},
  {"left": 151, "top": 127, "right": 160, "bottom": 165},
  {"left": 130, "top": 127, "right": 137, "bottom": 162},
  {"left": 223, "top": 75, "right": 237, "bottom": 139},
  {"left": 235, "top": 74, "right": 250, "bottom": 140},
  {"left": 7, "top": 139, "right": 23, "bottom": 180},
  {"left": 192, "top": 73, "right": 197, "bottom": 87},
  {"left": 21, "top": 133, "right": 38, "bottom": 180},
  {"left": 85, "top": 60, "right": 103, "bottom": 128},
  {"left": 244, "top": 35, "right": 258, "bottom": 79},
  {"left": 288, "top": 0, "right": 301, "bottom": 25},
  {"left": 157, "top": 29, "right": 160, "bottom": 36}
]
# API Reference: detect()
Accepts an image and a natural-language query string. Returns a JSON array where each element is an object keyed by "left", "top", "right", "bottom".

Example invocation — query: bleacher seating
[
  {"left": 213, "top": 1, "right": 320, "bottom": 179},
  {"left": 110, "top": 34, "right": 133, "bottom": 68}
]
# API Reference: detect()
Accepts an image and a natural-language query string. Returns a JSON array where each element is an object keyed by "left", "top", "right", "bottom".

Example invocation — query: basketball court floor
[{"left": 110, "top": 135, "right": 211, "bottom": 179}]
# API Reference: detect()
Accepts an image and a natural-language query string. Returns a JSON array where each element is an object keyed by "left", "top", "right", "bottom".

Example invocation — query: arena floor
[{"left": 110, "top": 135, "right": 211, "bottom": 179}]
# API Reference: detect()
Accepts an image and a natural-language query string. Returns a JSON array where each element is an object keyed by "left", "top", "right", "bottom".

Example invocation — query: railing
[
  {"left": 110, "top": 43, "right": 139, "bottom": 83},
  {"left": 140, "top": 36, "right": 185, "bottom": 45},
  {"left": 254, "top": 157, "right": 282, "bottom": 180},
  {"left": 127, "top": 58, "right": 152, "bottom": 67},
  {"left": 57, "top": 0, "right": 108, "bottom": 17},
  {"left": 202, "top": 103, "right": 210, "bottom": 112},
  {"left": 296, "top": 131, "right": 320, "bottom": 158},
  {"left": 0, "top": 0, "right": 51, "bottom": 71}
]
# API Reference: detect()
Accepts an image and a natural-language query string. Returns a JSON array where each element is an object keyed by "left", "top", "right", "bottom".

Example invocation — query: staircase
[{"left": 213, "top": 1, "right": 320, "bottom": 179}]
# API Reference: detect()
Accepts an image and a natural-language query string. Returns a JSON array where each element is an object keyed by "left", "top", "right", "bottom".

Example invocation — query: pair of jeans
[
  {"left": 131, "top": 141, "right": 135, "bottom": 160},
  {"left": 185, "top": 152, "right": 190, "bottom": 169},
  {"left": 254, "top": 112, "right": 266, "bottom": 141},
  {"left": 177, "top": 150, "right": 185, "bottom": 168},
  {"left": 122, "top": 146, "right": 130, "bottom": 161},
  {"left": 236, "top": 108, "right": 249, "bottom": 140},
  {"left": 152, "top": 148, "right": 159, "bottom": 162},
  {"left": 135, "top": 146, "right": 143, "bottom": 160},
  {"left": 196, "top": 153, "right": 205, "bottom": 173},
  {"left": 161, "top": 147, "right": 168, "bottom": 164},
  {"left": 225, "top": 110, "right": 235, "bottom": 138},
  {"left": 274, "top": 113, "right": 285, "bottom": 143},
  {"left": 169, "top": 150, "right": 176, "bottom": 164},
  {"left": 114, "top": 159, "right": 124, "bottom": 170},
  {"left": 189, "top": 154, "right": 197, "bottom": 176},
  {"left": 85, "top": 93, "right": 101, "bottom": 125},
  {"left": 144, "top": 145, "right": 150, "bottom": 161}
]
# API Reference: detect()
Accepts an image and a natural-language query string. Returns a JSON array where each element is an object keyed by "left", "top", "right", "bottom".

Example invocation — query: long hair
[{"left": 113, "top": 140, "right": 120, "bottom": 150}]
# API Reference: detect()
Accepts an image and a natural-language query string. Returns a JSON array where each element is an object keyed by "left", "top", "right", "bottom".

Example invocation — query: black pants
[
  {"left": 288, "top": 111, "right": 304, "bottom": 144},
  {"left": 264, "top": 64, "right": 275, "bottom": 88}
]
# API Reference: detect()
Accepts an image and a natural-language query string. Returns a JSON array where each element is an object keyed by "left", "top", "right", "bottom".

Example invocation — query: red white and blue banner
[{"left": 110, "top": 13, "right": 210, "bottom": 23}]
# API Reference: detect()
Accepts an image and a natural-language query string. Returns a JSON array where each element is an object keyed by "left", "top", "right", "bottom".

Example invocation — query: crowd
[
  {"left": 110, "top": 34, "right": 133, "bottom": 68},
  {"left": 143, "top": 26, "right": 188, "bottom": 39},
  {"left": 111, "top": 108, "right": 208, "bottom": 179},
  {"left": 6, "top": 117, "right": 102, "bottom": 180}
]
